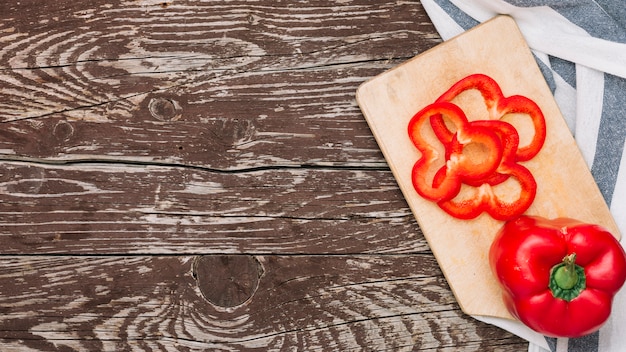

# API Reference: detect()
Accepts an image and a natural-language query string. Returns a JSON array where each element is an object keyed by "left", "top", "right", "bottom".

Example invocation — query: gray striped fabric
[{"left": 419, "top": 1, "right": 626, "bottom": 351}]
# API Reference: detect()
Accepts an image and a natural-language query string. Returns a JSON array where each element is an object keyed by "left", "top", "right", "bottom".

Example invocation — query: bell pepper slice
[
  {"left": 462, "top": 120, "right": 520, "bottom": 187},
  {"left": 408, "top": 74, "right": 546, "bottom": 220},
  {"left": 445, "top": 123, "right": 505, "bottom": 183},
  {"left": 490, "top": 216, "right": 626, "bottom": 337},
  {"left": 430, "top": 117, "right": 537, "bottom": 220},
  {"left": 433, "top": 73, "right": 546, "bottom": 162},
  {"left": 497, "top": 95, "right": 546, "bottom": 162},
  {"left": 408, "top": 102, "right": 503, "bottom": 201},
  {"left": 433, "top": 161, "right": 537, "bottom": 221}
]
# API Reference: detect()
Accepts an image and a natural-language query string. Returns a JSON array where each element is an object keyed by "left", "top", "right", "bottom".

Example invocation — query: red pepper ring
[
  {"left": 497, "top": 95, "right": 546, "bottom": 161},
  {"left": 433, "top": 74, "right": 546, "bottom": 162},
  {"left": 448, "top": 123, "right": 505, "bottom": 182},
  {"left": 433, "top": 162, "right": 537, "bottom": 221},
  {"left": 432, "top": 74, "right": 501, "bottom": 146},
  {"left": 462, "top": 120, "right": 520, "bottom": 187},
  {"left": 408, "top": 102, "right": 464, "bottom": 202},
  {"left": 436, "top": 73, "right": 501, "bottom": 112},
  {"left": 408, "top": 102, "right": 503, "bottom": 202}
]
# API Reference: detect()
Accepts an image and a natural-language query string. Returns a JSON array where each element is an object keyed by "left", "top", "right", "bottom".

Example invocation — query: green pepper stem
[
  {"left": 554, "top": 253, "right": 578, "bottom": 289},
  {"left": 549, "top": 253, "right": 586, "bottom": 301}
]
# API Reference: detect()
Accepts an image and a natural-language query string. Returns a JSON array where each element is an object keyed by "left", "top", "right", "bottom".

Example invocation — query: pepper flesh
[
  {"left": 433, "top": 120, "right": 537, "bottom": 220},
  {"left": 434, "top": 162, "right": 536, "bottom": 221},
  {"left": 408, "top": 74, "right": 544, "bottom": 220},
  {"left": 408, "top": 101, "right": 503, "bottom": 202},
  {"left": 490, "top": 216, "right": 626, "bottom": 338},
  {"left": 462, "top": 120, "right": 519, "bottom": 187},
  {"left": 433, "top": 73, "right": 546, "bottom": 162}
]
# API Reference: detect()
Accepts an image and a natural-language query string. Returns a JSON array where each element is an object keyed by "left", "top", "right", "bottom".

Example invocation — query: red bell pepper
[
  {"left": 408, "top": 74, "right": 544, "bottom": 220},
  {"left": 432, "top": 73, "right": 546, "bottom": 162},
  {"left": 434, "top": 162, "right": 536, "bottom": 221},
  {"left": 408, "top": 101, "right": 503, "bottom": 201},
  {"left": 433, "top": 119, "right": 537, "bottom": 220},
  {"left": 490, "top": 216, "right": 626, "bottom": 337},
  {"left": 456, "top": 120, "right": 520, "bottom": 187}
]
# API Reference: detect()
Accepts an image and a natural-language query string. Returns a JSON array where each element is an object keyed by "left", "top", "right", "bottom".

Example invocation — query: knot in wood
[
  {"left": 53, "top": 120, "right": 74, "bottom": 142},
  {"left": 247, "top": 14, "right": 260, "bottom": 25},
  {"left": 148, "top": 97, "right": 182, "bottom": 121},
  {"left": 193, "top": 255, "right": 263, "bottom": 309}
]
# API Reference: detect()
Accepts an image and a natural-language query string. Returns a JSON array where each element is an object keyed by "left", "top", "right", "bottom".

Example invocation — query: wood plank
[
  {"left": 0, "top": 161, "right": 427, "bottom": 254},
  {"left": 0, "top": 255, "right": 525, "bottom": 351},
  {"left": 0, "top": 0, "right": 441, "bottom": 169}
]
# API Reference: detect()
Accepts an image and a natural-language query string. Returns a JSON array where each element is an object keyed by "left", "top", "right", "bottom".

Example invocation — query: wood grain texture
[
  {"left": 0, "top": 161, "right": 425, "bottom": 254},
  {"left": 0, "top": 0, "right": 439, "bottom": 169},
  {"left": 0, "top": 0, "right": 527, "bottom": 350},
  {"left": 0, "top": 255, "right": 526, "bottom": 351}
]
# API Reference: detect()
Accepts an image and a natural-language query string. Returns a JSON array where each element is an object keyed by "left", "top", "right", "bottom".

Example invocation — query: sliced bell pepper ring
[
  {"left": 434, "top": 163, "right": 537, "bottom": 221},
  {"left": 497, "top": 95, "right": 546, "bottom": 162},
  {"left": 435, "top": 73, "right": 501, "bottom": 113},
  {"left": 462, "top": 120, "right": 520, "bottom": 187},
  {"left": 409, "top": 74, "right": 545, "bottom": 220},
  {"left": 448, "top": 123, "right": 505, "bottom": 183},
  {"left": 408, "top": 101, "right": 503, "bottom": 201},
  {"left": 432, "top": 73, "right": 546, "bottom": 162},
  {"left": 433, "top": 118, "right": 518, "bottom": 187}
]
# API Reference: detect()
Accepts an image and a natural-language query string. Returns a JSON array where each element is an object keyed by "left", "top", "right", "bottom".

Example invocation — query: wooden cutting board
[{"left": 356, "top": 16, "right": 619, "bottom": 320}]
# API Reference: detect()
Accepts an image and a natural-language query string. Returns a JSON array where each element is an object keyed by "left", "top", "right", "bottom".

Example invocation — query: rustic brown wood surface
[{"left": 0, "top": 0, "right": 528, "bottom": 350}]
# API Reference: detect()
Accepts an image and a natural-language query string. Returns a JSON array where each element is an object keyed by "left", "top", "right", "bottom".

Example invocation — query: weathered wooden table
[{"left": 0, "top": 1, "right": 528, "bottom": 350}]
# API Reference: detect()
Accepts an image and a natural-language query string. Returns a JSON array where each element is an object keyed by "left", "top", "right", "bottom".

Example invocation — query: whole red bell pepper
[{"left": 490, "top": 215, "right": 626, "bottom": 337}]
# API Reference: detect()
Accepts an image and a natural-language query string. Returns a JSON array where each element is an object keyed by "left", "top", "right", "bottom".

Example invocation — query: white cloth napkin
[{"left": 419, "top": 1, "right": 626, "bottom": 351}]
